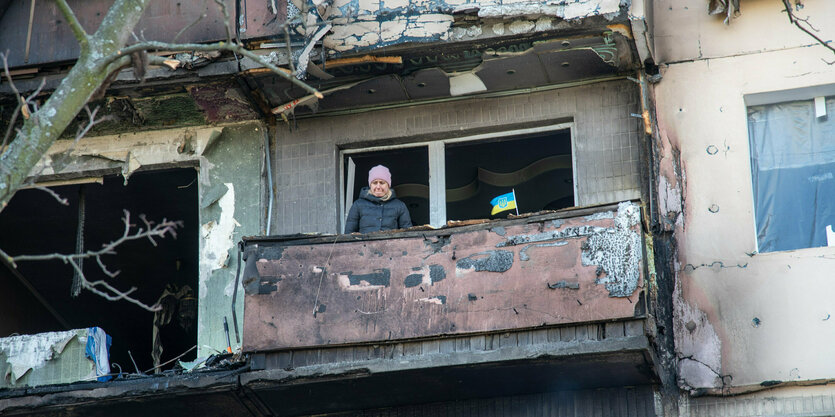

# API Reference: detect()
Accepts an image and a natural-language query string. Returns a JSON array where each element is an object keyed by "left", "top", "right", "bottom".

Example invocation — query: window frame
[
  {"left": 338, "top": 122, "right": 576, "bottom": 231},
  {"left": 744, "top": 86, "right": 835, "bottom": 253}
]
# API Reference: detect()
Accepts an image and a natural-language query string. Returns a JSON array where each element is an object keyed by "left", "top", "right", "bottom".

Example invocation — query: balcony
[
  {"left": 243, "top": 201, "right": 645, "bottom": 351},
  {"left": 239, "top": 202, "right": 657, "bottom": 415}
]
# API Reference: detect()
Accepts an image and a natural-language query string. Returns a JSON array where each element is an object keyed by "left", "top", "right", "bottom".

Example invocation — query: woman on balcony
[{"left": 344, "top": 165, "right": 413, "bottom": 234}]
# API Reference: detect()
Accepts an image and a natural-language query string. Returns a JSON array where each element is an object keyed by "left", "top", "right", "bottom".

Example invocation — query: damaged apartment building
[{"left": 0, "top": 0, "right": 833, "bottom": 416}]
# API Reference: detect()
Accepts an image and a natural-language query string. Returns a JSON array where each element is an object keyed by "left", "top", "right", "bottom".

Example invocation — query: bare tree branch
[
  {"left": 101, "top": 41, "right": 324, "bottom": 98},
  {"left": 73, "top": 105, "right": 112, "bottom": 144},
  {"left": 1, "top": 52, "right": 27, "bottom": 152},
  {"left": 11, "top": 210, "right": 182, "bottom": 312},
  {"left": 55, "top": 0, "right": 90, "bottom": 46},
  {"left": 31, "top": 185, "right": 69, "bottom": 206},
  {"left": 215, "top": 0, "right": 234, "bottom": 43},
  {"left": 173, "top": 13, "right": 207, "bottom": 43},
  {"left": 782, "top": 0, "right": 835, "bottom": 63}
]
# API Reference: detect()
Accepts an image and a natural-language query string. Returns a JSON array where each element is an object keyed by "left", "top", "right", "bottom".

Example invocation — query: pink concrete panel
[{"left": 243, "top": 203, "right": 644, "bottom": 352}]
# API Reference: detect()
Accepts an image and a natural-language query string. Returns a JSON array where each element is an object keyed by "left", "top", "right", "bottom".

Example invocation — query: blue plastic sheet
[
  {"left": 748, "top": 97, "right": 835, "bottom": 252},
  {"left": 85, "top": 327, "right": 113, "bottom": 382}
]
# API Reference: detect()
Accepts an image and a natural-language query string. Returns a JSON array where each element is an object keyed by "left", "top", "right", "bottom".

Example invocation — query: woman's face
[{"left": 370, "top": 179, "right": 390, "bottom": 197}]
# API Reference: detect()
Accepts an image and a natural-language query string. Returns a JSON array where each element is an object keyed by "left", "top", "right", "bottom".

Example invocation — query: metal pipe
[
  {"left": 231, "top": 242, "right": 243, "bottom": 344},
  {"left": 264, "top": 128, "right": 274, "bottom": 235}
]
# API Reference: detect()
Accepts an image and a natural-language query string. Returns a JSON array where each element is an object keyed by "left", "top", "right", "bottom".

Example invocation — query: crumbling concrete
[{"left": 310, "top": 0, "right": 628, "bottom": 52}]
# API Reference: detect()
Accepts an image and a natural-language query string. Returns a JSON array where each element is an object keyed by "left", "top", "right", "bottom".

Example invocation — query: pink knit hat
[{"left": 368, "top": 165, "right": 392, "bottom": 186}]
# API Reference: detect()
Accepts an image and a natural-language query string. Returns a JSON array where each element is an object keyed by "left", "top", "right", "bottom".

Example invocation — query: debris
[
  {"left": 172, "top": 51, "right": 221, "bottom": 70},
  {"left": 177, "top": 357, "right": 208, "bottom": 372},
  {"left": 224, "top": 317, "right": 233, "bottom": 354},
  {"left": 162, "top": 59, "right": 180, "bottom": 70},
  {"left": 325, "top": 55, "right": 403, "bottom": 68},
  {"left": 547, "top": 280, "right": 580, "bottom": 290}
]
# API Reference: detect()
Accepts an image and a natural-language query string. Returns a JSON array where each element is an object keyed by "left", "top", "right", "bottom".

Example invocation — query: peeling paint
[
  {"left": 519, "top": 241, "right": 568, "bottom": 261},
  {"left": 321, "top": 0, "right": 624, "bottom": 52},
  {"left": 534, "top": 16, "right": 553, "bottom": 31},
  {"left": 199, "top": 183, "right": 237, "bottom": 298},
  {"left": 451, "top": 25, "right": 482, "bottom": 40},
  {"left": 404, "top": 274, "right": 424, "bottom": 287},
  {"left": 338, "top": 269, "right": 391, "bottom": 290},
  {"left": 581, "top": 203, "right": 643, "bottom": 297},
  {"left": 508, "top": 20, "right": 535, "bottom": 34},
  {"left": 456, "top": 250, "right": 514, "bottom": 274},
  {"left": 429, "top": 264, "right": 446, "bottom": 283},
  {"left": 547, "top": 280, "right": 580, "bottom": 290},
  {"left": 418, "top": 295, "right": 446, "bottom": 305},
  {"left": 244, "top": 204, "right": 645, "bottom": 350},
  {"left": 585, "top": 211, "right": 614, "bottom": 221},
  {"left": 674, "top": 280, "right": 723, "bottom": 391},
  {"left": 498, "top": 224, "right": 606, "bottom": 247},
  {"left": 0, "top": 330, "right": 84, "bottom": 384}
]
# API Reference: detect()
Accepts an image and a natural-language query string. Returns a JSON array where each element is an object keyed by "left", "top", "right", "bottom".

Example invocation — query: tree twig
[
  {"left": 215, "top": 0, "right": 234, "bottom": 44},
  {"left": 173, "top": 13, "right": 207, "bottom": 43},
  {"left": 11, "top": 210, "right": 182, "bottom": 312},
  {"left": 32, "top": 185, "right": 69, "bottom": 206},
  {"left": 782, "top": 0, "right": 835, "bottom": 62},
  {"left": 100, "top": 41, "right": 323, "bottom": 98},
  {"left": 55, "top": 0, "right": 90, "bottom": 46},
  {"left": 73, "top": 105, "right": 112, "bottom": 144}
]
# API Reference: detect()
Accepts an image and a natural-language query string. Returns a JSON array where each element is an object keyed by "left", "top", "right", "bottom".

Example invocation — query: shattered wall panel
[
  {"left": 29, "top": 122, "right": 266, "bottom": 359},
  {"left": 0, "top": 329, "right": 94, "bottom": 388},
  {"left": 243, "top": 202, "right": 643, "bottom": 351},
  {"left": 197, "top": 123, "right": 265, "bottom": 358}
]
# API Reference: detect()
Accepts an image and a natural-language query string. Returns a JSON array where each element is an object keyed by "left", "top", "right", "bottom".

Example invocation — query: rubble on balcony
[{"left": 0, "top": 328, "right": 110, "bottom": 388}]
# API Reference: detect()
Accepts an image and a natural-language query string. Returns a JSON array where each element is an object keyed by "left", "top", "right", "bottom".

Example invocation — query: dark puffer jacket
[{"left": 344, "top": 187, "right": 413, "bottom": 234}]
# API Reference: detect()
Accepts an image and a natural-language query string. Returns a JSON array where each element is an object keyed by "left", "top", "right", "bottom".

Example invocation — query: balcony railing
[{"left": 242, "top": 201, "right": 645, "bottom": 353}]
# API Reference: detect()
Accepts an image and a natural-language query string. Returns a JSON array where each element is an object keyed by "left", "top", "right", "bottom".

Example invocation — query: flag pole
[{"left": 512, "top": 188, "right": 519, "bottom": 215}]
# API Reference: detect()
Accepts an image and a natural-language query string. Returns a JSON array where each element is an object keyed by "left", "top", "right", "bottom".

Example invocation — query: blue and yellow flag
[{"left": 490, "top": 191, "right": 517, "bottom": 215}]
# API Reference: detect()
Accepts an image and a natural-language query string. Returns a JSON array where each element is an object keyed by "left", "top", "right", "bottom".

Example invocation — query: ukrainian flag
[{"left": 490, "top": 191, "right": 517, "bottom": 215}]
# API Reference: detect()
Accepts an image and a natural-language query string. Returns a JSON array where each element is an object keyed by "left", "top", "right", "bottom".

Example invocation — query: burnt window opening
[
  {"left": 343, "top": 147, "right": 430, "bottom": 227},
  {"left": 0, "top": 168, "right": 199, "bottom": 374},
  {"left": 340, "top": 125, "right": 576, "bottom": 231},
  {"left": 445, "top": 130, "right": 574, "bottom": 221}
]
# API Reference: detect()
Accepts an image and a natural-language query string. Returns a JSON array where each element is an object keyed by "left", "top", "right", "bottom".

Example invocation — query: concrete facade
[{"left": 652, "top": 0, "right": 835, "bottom": 403}]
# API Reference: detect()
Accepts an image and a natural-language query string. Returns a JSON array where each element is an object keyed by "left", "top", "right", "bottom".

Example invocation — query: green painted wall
[{"left": 197, "top": 122, "right": 265, "bottom": 357}]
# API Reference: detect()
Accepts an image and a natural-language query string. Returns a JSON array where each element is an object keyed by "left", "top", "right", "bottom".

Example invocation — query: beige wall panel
[
  {"left": 654, "top": 0, "right": 835, "bottom": 63},
  {"left": 654, "top": 45, "right": 835, "bottom": 390}
]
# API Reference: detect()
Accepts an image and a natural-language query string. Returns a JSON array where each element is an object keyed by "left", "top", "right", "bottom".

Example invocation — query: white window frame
[{"left": 338, "top": 122, "right": 575, "bottom": 231}]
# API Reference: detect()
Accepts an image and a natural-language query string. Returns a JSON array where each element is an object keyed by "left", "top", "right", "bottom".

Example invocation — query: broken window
[
  {"left": 0, "top": 169, "right": 199, "bottom": 374},
  {"left": 445, "top": 130, "right": 575, "bottom": 221},
  {"left": 343, "top": 147, "right": 431, "bottom": 226},
  {"left": 747, "top": 96, "right": 835, "bottom": 252},
  {"left": 340, "top": 125, "right": 576, "bottom": 230}
]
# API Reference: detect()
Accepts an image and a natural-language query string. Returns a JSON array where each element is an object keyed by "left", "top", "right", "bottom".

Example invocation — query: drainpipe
[{"left": 264, "top": 128, "right": 274, "bottom": 235}]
